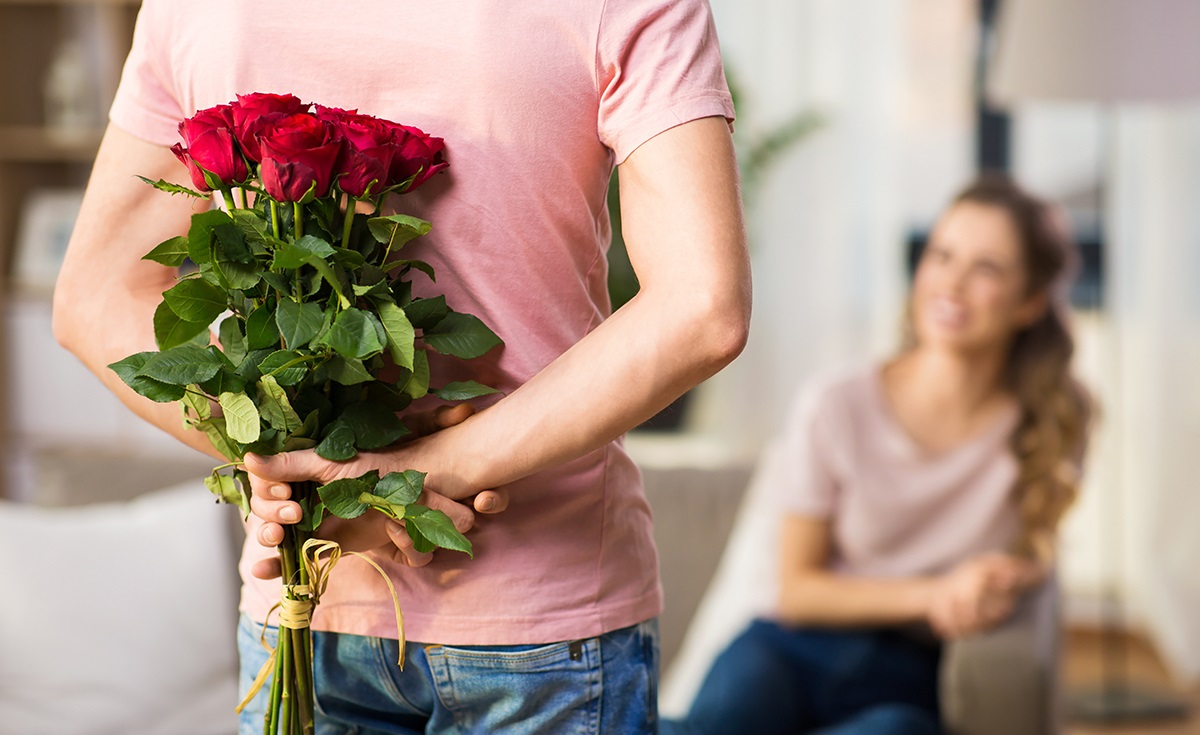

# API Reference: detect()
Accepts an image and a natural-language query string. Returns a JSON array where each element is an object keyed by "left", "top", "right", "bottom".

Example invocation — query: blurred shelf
[
  {"left": 0, "top": 125, "right": 103, "bottom": 163},
  {"left": 0, "top": 0, "right": 138, "bottom": 5}
]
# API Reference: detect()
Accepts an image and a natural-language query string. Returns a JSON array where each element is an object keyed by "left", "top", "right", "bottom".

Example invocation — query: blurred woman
[{"left": 664, "top": 176, "right": 1092, "bottom": 735}]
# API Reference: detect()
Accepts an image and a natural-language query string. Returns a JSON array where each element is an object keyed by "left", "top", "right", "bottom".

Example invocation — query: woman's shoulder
[{"left": 784, "top": 361, "right": 884, "bottom": 432}]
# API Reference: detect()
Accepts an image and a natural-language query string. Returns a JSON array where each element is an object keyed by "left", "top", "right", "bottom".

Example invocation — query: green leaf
[
  {"left": 318, "top": 473, "right": 379, "bottom": 519},
  {"left": 367, "top": 214, "right": 431, "bottom": 255},
  {"left": 366, "top": 382, "right": 413, "bottom": 412},
  {"left": 137, "top": 175, "right": 206, "bottom": 199},
  {"left": 433, "top": 380, "right": 501, "bottom": 401},
  {"left": 406, "top": 521, "right": 435, "bottom": 553},
  {"left": 282, "top": 436, "right": 318, "bottom": 452},
  {"left": 257, "top": 375, "right": 302, "bottom": 433},
  {"left": 423, "top": 312, "right": 503, "bottom": 359},
  {"left": 296, "top": 501, "right": 325, "bottom": 532},
  {"left": 204, "top": 473, "right": 250, "bottom": 517},
  {"left": 163, "top": 278, "right": 227, "bottom": 325},
  {"left": 315, "top": 421, "right": 357, "bottom": 461},
  {"left": 213, "top": 222, "right": 251, "bottom": 263},
  {"left": 383, "top": 259, "right": 437, "bottom": 282},
  {"left": 352, "top": 280, "right": 390, "bottom": 298},
  {"left": 195, "top": 417, "right": 241, "bottom": 461},
  {"left": 405, "top": 505, "right": 473, "bottom": 557},
  {"left": 258, "top": 350, "right": 308, "bottom": 386},
  {"left": 180, "top": 385, "right": 212, "bottom": 422},
  {"left": 187, "top": 209, "right": 234, "bottom": 265},
  {"left": 143, "top": 236, "right": 191, "bottom": 267},
  {"left": 327, "top": 356, "right": 375, "bottom": 385},
  {"left": 331, "top": 247, "right": 366, "bottom": 270},
  {"left": 219, "top": 391, "right": 260, "bottom": 444},
  {"left": 341, "top": 402, "right": 408, "bottom": 449},
  {"left": 328, "top": 308, "right": 385, "bottom": 360},
  {"left": 402, "top": 349, "right": 430, "bottom": 399},
  {"left": 153, "top": 300, "right": 210, "bottom": 350},
  {"left": 376, "top": 301, "right": 415, "bottom": 370},
  {"left": 212, "top": 255, "right": 260, "bottom": 290},
  {"left": 275, "top": 299, "right": 324, "bottom": 349},
  {"left": 404, "top": 296, "right": 449, "bottom": 330},
  {"left": 375, "top": 470, "right": 424, "bottom": 506},
  {"left": 272, "top": 234, "right": 336, "bottom": 269},
  {"left": 138, "top": 345, "right": 224, "bottom": 385},
  {"left": 235, "top": 348, "right": 273, "bottom": 383},
  {"left": 245, "top": 305, "right": 279, "bottom": 350},
  {"left": 198, "top": 368, "right": 247, "bottom": 396},
  {"left": 108, "top": 352, "right": 187, "bottom": 403},
  {"left": 218, "top": 315, "right": 248, "bottom": 366}
]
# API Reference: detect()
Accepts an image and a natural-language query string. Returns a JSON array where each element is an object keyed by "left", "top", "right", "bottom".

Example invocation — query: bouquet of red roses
[{"left": 109, "top": 93, "right": 501, "bottom": 735}]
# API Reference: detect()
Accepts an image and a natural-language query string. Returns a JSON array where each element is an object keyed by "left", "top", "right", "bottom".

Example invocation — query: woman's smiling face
[{"left": 912, "top": 200, "right": 1046, "bottom": 354}]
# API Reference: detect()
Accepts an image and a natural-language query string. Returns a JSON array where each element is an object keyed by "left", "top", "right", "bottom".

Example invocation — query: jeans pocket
[{"left": 425, "top": 639, "right": 602, "bottom": 735}]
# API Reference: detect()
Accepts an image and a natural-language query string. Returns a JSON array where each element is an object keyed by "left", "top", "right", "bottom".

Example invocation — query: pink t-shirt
[
  {"left": 776, "top": 365, "right": 1022, "bottom": 578},
  {"left": 110, "top": 0, "right": 734, "bottom": 644}
]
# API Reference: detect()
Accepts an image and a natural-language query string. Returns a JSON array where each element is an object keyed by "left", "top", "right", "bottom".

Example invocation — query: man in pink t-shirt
[{"left": 54, "top": 1, "right": 749, "bottom": 732}]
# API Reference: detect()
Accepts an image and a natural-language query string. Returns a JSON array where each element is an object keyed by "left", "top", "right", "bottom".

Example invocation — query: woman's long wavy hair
[{"left": 913, "top": 176, "right": 1094, "bottom": 562}]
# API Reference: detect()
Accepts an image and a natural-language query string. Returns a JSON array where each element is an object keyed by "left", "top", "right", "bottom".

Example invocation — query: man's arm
[
  {"left": 248, "top": 116, "right": 751, "bottom": 522},
  {"left": 54, "top": 125, "right": 222, "bottom": 458}
]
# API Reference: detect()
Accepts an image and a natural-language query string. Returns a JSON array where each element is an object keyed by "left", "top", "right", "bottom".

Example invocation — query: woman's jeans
[
  {"left": 661, "top": 619, "right": 942, "bottom": 735},
  {"left": 237, "top": 613, "right": 660, "bottom": 735}
]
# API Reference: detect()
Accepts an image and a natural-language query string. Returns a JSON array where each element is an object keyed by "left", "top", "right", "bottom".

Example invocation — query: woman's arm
[
  {"left": 777, "top": 515, "right": 937, "bottom": 627},
  {"left": 777, "top": 515, "right": 1045, "bottom": 637}
]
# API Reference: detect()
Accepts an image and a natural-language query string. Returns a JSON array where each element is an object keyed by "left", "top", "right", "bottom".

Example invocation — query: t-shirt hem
[
  {"left": 610, "top": 93, "right": 735, "bottom": 164},
  {"left": 240, "top": 592, "right": 664, "bottom": 646}
]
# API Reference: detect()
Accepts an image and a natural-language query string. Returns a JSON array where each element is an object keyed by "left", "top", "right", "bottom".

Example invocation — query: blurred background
[{"left": 0, "top": 1, "right": 1198, "bottom": 734}]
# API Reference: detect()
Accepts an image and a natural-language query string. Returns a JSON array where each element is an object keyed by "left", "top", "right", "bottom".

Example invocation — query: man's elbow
[
  {"left": 694, "top": 286, "right": 751, "bottom": 373},
  {"left": 52, "top": 276, "right": 83, "bottom": 354}
]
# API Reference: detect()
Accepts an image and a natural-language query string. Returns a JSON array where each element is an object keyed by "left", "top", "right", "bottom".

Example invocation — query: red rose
[
  {"left": 315, "top": 107, "right": 396, "bottom": 198},
  {"left": 258, "top": 113, "right": 344, "bottom": 202},
  {"left": 172, "top": 104, "right": 248, "bottom": 190},
  {"left": 386, "top": 124, "right": 448, "bottom": 193},
  {"left": 230, "top": 92, "right": 308, "bottom": 162}
]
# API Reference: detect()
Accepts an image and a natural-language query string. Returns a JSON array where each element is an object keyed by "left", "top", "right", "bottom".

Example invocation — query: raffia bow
[{"left": 235, "top": 538, "right": 406, "bottom": 713}]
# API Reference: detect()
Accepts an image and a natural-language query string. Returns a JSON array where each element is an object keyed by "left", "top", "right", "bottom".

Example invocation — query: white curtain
[
  {"left": 661, "top": 0, "right": 912, "bottom": 713},
  {"left": 689, "top": 0, "right": 910, "bottom": 457},
  {"left": 1108, "top": 105, "right": 1200, "bottom": 679}
]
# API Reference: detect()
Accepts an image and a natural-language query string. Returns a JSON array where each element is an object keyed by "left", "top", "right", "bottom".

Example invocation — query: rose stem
[
  {"left": 238, "top": 187, "right": 248, "bottom": 210},
  {"left": 265, "top": 636, "right": 284, "bottom": 735},
  {"left": 340, "top": 195, "right": 355, "bottom": 249},
  {"left": 271, "top": 200, "right": 282, "bottom": 240},
  {"left": 293, "top": 202, "right": 304, "bottom": 239}
]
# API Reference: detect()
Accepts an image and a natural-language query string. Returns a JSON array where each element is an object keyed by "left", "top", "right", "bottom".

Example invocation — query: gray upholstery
[{"left": 940, "top": 578, "right": 1062, "bottom": 735}]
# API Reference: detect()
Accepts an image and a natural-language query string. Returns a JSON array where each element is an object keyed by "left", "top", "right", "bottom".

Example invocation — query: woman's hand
[
  {"left": 925, "top": 552, "right": 1045, "bottom": 639},
  {"left": 246, "top": 403, "right": 508, "bottom": 579}
]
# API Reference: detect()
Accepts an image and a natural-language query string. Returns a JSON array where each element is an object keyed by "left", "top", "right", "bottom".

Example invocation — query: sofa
[{"left": 0, "top": 448, "right": 1060, "bottom": 734}]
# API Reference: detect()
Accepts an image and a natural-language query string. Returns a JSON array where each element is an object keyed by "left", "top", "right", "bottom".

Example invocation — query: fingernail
[
  {"left": 270, "top": 485, "right": 290, "bottom": 500},
  {"left": 279, "top": 506, "right": 300, "bottom": 523},
  {"left": 480, "top": 497, "right": 495, "bottom": 512}
]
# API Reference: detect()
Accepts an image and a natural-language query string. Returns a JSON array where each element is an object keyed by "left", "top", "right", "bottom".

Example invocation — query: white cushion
[{"left": 0, "top": 482, "right": 240, "bottom": 735}]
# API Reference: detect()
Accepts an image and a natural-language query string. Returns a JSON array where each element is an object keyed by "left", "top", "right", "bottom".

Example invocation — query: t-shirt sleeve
[
  {"left": 773, "top": 381, "right": 841, "bottom": 518},
  {"left": 595, "top": 0, "right": 735, "bottom": 164},
  {"left": 108, "top": 0, "right": 185, "bottom": 147}
]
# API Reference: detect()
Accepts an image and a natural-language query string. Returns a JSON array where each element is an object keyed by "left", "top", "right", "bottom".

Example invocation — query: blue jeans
[
  {"left": 237, "top": 613, "right": 660, "bottom": 735},
  {"left": 661, "top": 619, "right": 941, "bottom": 735}
]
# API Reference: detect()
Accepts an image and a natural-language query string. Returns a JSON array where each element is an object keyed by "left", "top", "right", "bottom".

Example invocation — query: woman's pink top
[{"left": 776, "top": 365, "right": 1022, "bottom": 577}]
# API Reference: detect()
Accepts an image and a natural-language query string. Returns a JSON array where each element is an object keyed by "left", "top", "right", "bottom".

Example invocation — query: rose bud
[
  {"left": 231, "top": 92, "right": 308, "bottom": 163},
  {"left": 258, "top": 113, "right": 344, "bottom": 202},
  {"left": 385, "top": 124, "right": 448, "bottom": 193},
  {"left": 171, "top": 127, "right": 249, "bottom": 191}
]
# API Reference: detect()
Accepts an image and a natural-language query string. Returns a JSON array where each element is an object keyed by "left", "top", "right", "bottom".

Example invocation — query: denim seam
[{"left": 370, "top": 636, "right": 424, "bottom": 715}]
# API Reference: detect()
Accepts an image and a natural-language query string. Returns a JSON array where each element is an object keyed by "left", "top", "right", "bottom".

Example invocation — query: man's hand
[
  {"left": 247, "top": 404, "right": 508, "bottom": 579},
  {"left": 926, "top": 553, "right": 1045, "bottom": 639}
]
